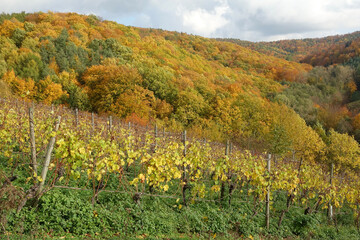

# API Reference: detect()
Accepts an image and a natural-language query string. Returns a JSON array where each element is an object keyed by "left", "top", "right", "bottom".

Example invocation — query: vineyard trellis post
[
  {"left": 182, "top": 130, "right": 187, "bottom": 206},
  {"left": 124, "top": 122, "right": 131, "bottom": 172},
  {"left": 328, "top": 162, "right": 334, "bottom": 221},
  {"left": 38, "top": 116, "right": 61, "bottom": 195},
  {"left": 220, "top": 140, "right": 230, "bottom": 205},
  {"left": 266, "top": 153, "right": 271, "bottom": 231},
  {"left": 75, "top": 108, "right": 79, "bottom": 127},
  {"left": 228, "top": 141, "right": 235, "bottom": 205},
  {"left": 128, "top": 122, "right": 131, "bottom": 145},
  {"left": 91, "top": 112, "right": 95, "bottom": 133},
  {"left": 108, "top": 116, "right": 112, "bottom": 132},
  {"left": 29, "top": 107, "right": 37, "bottom": 175},
  {"left": 154, "top": 124, "right": 158, "bottom": 152}
]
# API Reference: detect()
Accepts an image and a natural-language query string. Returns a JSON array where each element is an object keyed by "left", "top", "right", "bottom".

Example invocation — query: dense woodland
[
  {"left": 0, "top": 11, "right": 314, "bottom": 144},
  {"left": 220, "top": 32, "right": 360, "bottom": 63},
  {"left": 1, "top": 11, "right": 360, "bottom": 239},
  {"left": 222, "top": 31, "right": 360, "bottom": 142}
]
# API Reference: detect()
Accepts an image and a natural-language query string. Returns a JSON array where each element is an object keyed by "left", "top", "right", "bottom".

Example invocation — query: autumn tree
[{"left": 82, "top": 62, "right": 156, "bottom": 118}]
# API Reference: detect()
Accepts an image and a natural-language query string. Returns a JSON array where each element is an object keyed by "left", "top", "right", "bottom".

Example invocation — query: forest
[
  {"left": 1, "top": 11, "right": 360, "bottom": 239},
  {"left": 222, "top": 31, "right": 360, "bottom": 142}
]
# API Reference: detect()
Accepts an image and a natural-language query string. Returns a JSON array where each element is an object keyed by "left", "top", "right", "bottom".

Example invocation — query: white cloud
[
  {"left": 181, "top": 1, "right": 230, "bottom": 36},
  {"left": 1, "top": 0, "right": 360, "bottom": 41},
  {"left": 218, "top": 0, "right": 360, "bottom": 41}
]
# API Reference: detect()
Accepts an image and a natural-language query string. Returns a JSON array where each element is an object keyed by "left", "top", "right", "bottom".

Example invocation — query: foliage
[
  {"left": 1, "top": 98, "right": 360, "bottom": 239},
  {"left": 0, "top": 11, "right": 312, "bottom": 140},
  {"left": 220, "top": 31, "right": 360, "bottom": 64},
  {"left": 273, "top": 65, "right": 357, "bottom": 135},
  {"left": 2, "top": 11, "right": 360, "bottom": 239}
]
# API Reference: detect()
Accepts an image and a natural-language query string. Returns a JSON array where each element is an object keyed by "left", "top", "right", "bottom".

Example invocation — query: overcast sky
[{"left": 1, "top": 0, "right": 360, "bottom": 41}]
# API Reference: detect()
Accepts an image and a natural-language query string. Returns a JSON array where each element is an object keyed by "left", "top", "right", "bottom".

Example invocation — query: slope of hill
[
  {"left": 300, "top": 36, "right": 360, "bottom": 67},
  {"left": 218, "top": 31, "right": 360, "bottom": 63},
  {"left": 220, "top": 32, "right": 360, "bottom": 139},
  {"left": 2, "top": 11, "right": 360, "bottom": 239},
  {"left": 0, "top": 11, "right": 314, "bottom": 147},
  {"left": 2, "top": 12, "right": 360, "bottom": 148}
]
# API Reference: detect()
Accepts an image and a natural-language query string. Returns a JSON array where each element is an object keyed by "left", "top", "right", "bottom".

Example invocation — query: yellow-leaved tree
[{"left": 327, "top": 129, "right": 360, "bottom": 171}]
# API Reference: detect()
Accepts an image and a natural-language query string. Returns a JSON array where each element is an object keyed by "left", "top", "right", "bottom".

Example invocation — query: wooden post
[
  {"left": 163, "top": 127, "right": 165, "bottom": 138},
  {"left": 328, "top": 163, "right": 334, "bottom": 220},
  {"left": 182, "top": 130, "right": 187, "bottom": 206},
  {"left": 38, "top": 116, "right": 61, "bottom": 195},
  {"left": 108, "top": 116, "right": 112, "bottom": 132},
  {"left": 123, "top": 122, "right": 131, "bottom": 173},
  {"left": 75, "top": 108, "right": 79, "bottom": 127},
  {"left": 225, "top": 140, "right": 230, "bottom": 156},
  {"left": 154, "top": 124, "right": 158, "bottom": 152},
  {"left": 29, "top": 107, "right": 37, "bottom": 175},
  {"left": 266, "top": 153, "right": 271, "bottom": 231},
  {"left": 220, "top": 140, "right": 230, "bottom": 204},
  {"left": 154, "top": 124, "right": 158, "bottom": 138},
  {"left": 228, "top": 140, "right": 235, "bottom": 205},
  {"left": 183, "top": 130, "right": 187, "bottom": 156},
  {"left": 91, "top": 112, "right": 95, "bottom": 133},
  {"left": 128, "top": 122, "right": 131, "bottom": 136},
  {"left": 128, "top": 122, "right": 131, "bottom": 148}
]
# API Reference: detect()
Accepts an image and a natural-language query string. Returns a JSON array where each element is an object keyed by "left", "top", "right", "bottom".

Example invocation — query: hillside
[
  {"left": 2, "top": 11, "right": 360, "bottom": 144},
  {"left": 2, "top": 11, "right": 360, "bottom": 239},
  {"left": 0, "top": 11, "right": 314, "bottom": 146},
  {"left": 218, "top": 31, "right": 360, "bottom": 63},
  {"left": 220, "top": 32, "right": 360, "bottom": 139}
]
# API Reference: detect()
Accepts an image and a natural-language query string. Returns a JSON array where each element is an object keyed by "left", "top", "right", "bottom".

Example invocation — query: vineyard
[{"left": 1, "top": 97, "right": 360, "bottom": 239}]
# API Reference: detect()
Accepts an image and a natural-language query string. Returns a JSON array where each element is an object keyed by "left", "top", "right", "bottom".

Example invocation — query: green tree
[
  {"left": 11, "top": 28, "right": 26, "bottom": 47},
  {"left": 14, "top": 52, "right": 44, "bottom": 81}
]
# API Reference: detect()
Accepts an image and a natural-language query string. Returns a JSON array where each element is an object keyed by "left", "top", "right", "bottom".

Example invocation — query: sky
[{"left": 1, "top": 0, "right": 360, "bottom": 41}]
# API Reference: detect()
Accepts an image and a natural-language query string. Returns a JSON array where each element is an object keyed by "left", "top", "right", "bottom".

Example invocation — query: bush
[
  {"left": 7, "top": 190, "right": 103, "bottom": 236},
  {"left": 292, "top": 213, "right": 318, "bottom": 236}
]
